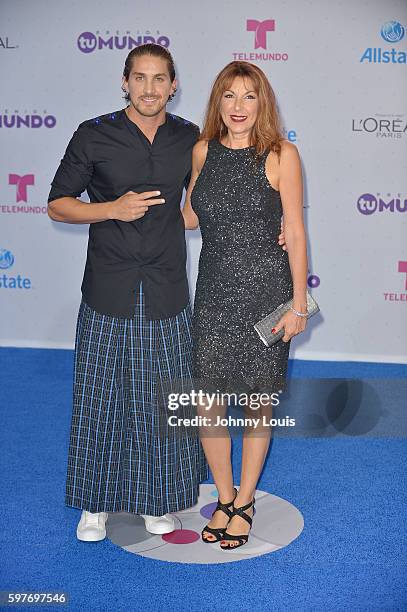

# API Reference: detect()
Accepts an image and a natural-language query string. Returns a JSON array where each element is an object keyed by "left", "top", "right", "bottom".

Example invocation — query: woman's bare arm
[
  {"left": 182, "top": 140, "right": 208, "bottom": 230},
  {"left": 278, "top": 141, "right": 308, "bottom": 314}
]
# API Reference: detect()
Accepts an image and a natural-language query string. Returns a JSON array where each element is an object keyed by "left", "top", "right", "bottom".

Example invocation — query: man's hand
[
  {"left": 108, "top": 190, "right": 165, "bottom": 222},
  {"left": 278, "top": 218, "right": 287, "bottom": 251}
]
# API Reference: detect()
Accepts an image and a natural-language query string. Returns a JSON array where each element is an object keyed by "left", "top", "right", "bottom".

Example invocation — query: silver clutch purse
[{"left": 254, "top": 291, "right": 320, "bottom": 346}]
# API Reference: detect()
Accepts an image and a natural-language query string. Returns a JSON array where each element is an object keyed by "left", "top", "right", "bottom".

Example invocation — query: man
[{"left": 48, "top": 44, "right": 209, "bottom": 541}]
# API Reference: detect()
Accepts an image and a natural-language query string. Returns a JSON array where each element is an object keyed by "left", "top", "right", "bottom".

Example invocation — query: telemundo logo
[
  {"left": 360, "top": 20, "right": 406, "bottom": 64},
  {"left": 0, "top": 249, "right": 32, "bottom": 289}
]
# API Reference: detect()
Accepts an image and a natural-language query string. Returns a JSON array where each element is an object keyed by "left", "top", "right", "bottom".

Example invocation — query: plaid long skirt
[{"left": 65, "top": 284, "right": 208, "bottom": 516}]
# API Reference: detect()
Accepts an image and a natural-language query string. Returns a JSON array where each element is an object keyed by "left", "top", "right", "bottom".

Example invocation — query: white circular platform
[{"left": 106, "top": 484, "right": 304, "bottom": 564}]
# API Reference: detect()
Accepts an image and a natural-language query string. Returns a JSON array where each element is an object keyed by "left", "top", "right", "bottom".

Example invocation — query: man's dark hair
[{"left": 122, "top": 43, "right": 176, "bottom": 102}]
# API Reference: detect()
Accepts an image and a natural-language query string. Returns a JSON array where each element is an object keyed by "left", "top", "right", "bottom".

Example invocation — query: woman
[{"left": 182, "top": 61, "right": 308, "bottom": 549}]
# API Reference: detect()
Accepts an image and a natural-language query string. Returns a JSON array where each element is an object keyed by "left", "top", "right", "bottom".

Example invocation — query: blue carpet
[{"left": 0, "top": 348, "right": 406, "bottom": 611}]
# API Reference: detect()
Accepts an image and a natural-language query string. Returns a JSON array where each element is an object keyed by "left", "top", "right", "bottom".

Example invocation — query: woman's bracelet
[{"left": 290, "top": 306, "right": 307, "bottom": 318}]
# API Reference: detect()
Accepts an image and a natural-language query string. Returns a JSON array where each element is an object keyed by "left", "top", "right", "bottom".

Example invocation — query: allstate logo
[
  {"left": 380, "top": 21, "right": 405, "bottom": 43},
  {"left": 77, "top": 32, "right": 97, "bottom": 53},
  {"left": 360, "top": 20, "right": 406, "bottom": 63},
  {"left": 0, "top": 249, "right": 15, "bottom": 269}
]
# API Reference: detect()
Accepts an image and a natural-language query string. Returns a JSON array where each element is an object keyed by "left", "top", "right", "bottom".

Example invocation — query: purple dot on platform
[
  {"left": 200, "top": 502, "right": 218, "bottom": 519},
  {"left": 162, "top": 529, "right": 200, "bottom": 544}
]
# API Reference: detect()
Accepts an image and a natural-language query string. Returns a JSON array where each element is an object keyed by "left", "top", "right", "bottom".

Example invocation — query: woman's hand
[
  {"left": 278, "top": 218, "right": 287, "bottom": 251},
  {"left": 272, "top": 310, "right": 307, "bottom": 342}
]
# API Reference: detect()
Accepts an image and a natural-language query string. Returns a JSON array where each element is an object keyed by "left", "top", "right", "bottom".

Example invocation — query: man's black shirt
[{"left": 48, "top": 109, "right": 199, "bottom": 319}]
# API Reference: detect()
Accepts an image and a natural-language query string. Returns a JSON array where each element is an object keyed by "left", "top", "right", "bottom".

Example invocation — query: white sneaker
[
  {"left": 76, "top": 510, "right": 108, "bottom": 542},
  {"left": 141, "top": 514, "right": 175, "bottom": 535}
]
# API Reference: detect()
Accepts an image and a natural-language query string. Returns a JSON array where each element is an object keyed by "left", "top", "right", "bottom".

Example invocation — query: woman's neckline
[{"left": 216, "top": 139, "right": 255, "bottom": 151}]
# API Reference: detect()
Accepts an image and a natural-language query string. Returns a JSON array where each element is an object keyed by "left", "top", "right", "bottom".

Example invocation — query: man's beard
[{"left": 131, "top": 96, "right": 168, "bottom": 117}]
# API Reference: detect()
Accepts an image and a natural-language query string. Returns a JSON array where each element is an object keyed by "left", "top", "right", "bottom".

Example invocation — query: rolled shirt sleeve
[{"left": 48, "top": 123, "right": 93, "bottom": 203}]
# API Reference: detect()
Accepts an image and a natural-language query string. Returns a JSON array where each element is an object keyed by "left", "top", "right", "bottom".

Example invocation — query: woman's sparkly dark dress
[{"left": 191, "top": 139, "right": 293, "bottom": 393}]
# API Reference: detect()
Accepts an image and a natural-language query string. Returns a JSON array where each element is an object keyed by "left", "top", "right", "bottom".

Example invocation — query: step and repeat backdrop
[{"left": 1, "top": 0, "right": 406, "bottom": 362}]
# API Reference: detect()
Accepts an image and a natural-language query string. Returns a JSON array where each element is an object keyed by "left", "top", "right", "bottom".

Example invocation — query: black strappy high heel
[
  {"left": 201, "top": 488, "right": 237, "bottom": 543},
  {"left": 219, "top": 497, "right": 255, "bottom": 550}
]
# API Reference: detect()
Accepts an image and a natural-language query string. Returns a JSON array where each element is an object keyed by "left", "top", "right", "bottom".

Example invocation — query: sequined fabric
[{"left": 191, "top": 139, "right": 293, "bottom": 394}]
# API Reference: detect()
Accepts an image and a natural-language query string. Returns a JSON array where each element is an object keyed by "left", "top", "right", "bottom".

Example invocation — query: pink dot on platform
[{"left": 162, "top": 529, "right": 200, "bottom": 544}]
